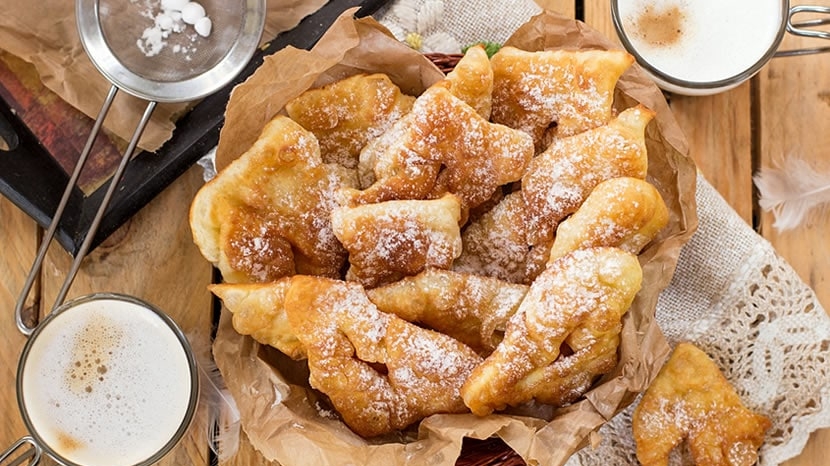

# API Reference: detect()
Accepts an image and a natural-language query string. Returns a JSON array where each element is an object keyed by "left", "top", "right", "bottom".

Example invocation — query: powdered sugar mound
[
  {"left": 181, "top": 2, "right": 206, "bottom": 25},
  {"left": 194, "top": 17, "right": 212, "bottom": 37},
  {"left": 134, "top": 0, "right": 211, "bottom": 57}
]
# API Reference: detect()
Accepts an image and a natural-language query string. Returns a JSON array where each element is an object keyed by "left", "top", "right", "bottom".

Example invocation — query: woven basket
[
  {"left": 457, "top": 438, "right": 525, "bottom": 466},
  {"left": 424, "top": 50, "right": 527, "bottom": 466},
  {"left": 425, "top": 52, "right": 465, "bottom": 73}
]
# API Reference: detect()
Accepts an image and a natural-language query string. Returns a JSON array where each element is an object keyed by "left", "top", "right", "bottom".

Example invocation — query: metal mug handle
[
  {"left": 776, "top": 5, "right": 830, "bottom": 57},
  {"left": 0, "top": 437, "right": 42, "bottom": 466}
]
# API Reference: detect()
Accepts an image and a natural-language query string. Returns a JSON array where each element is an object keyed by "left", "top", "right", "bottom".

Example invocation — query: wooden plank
[
  {"left": 669, "top": 88, "right": 755, "bottom": 223},
  {"left": 582, "top": 0, "right": 614, "bottom": 39},
  {"left": 0, "top": 196, "right": 36, "bottom": 461},
  {"left": 37, "top": 166, "right": 214, "bottom": 466}
]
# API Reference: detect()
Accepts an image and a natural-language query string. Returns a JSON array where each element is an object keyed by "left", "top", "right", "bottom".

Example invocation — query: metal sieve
[{"left": 14, "top": 0, "right": 265, "bottom": 335}]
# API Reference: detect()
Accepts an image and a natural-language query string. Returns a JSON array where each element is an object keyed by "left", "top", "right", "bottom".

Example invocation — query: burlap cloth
[{"left": 376, "top": 0, "right": 830, "bottom": 465}]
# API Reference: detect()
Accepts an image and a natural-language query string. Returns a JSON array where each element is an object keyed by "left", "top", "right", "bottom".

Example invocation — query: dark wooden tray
[{"left": 0, "top": 0, "right": 389, "bottom": 256}]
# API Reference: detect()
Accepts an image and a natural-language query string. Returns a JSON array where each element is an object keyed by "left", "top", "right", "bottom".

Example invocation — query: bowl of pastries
[{"left": 188, "top": 8, "right": 710, "bottom": 466}]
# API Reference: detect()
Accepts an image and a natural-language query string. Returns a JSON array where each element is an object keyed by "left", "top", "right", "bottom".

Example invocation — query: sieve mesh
[{"left": 98, "top": 0, "right": 246, "bottom": 83}]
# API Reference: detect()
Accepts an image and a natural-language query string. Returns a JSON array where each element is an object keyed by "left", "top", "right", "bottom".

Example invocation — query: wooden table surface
[{"left": 1, "top": 1, "right": 827, "bottom": 465}]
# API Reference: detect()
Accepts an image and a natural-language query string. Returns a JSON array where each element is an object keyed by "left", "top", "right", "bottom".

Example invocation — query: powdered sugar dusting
[
  {"left": 291, "top": 279, "right": 481, "bottom": 437},
  {"left": 366, "top": 268, "right": 528, "bottom": 353},
  {"left": 521, "top": 106, "right": 651, "bottom": 245},
  {"left": 491, "top": 47, "right": 631, "bottom": 147},
  {"left": 461, "top": 248, "right": 642, "bottom": 415},
  {"left": 351, "top": 85, "right": 532, "bottom": 210},
  {"left": 331, "top": 194, "right": 463, "bottom": 288},
  {"left": 132, "top": 0, "right": 212, "bottom": 58}
]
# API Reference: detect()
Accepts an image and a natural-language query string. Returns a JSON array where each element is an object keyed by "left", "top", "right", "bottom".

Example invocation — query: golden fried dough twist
[
  {"left": 490, "top": 46, "right": 634, "bottom": 149},
  {"left": 514, "top": 333, "right": 619, "bottom": 407},
  {"left": 209, "top": 279, "right": 305, "bottom": 360},
  {"left": 189, "top": 116, "right": 353, "bottom": 283},
  {"left": 285, "top": 73, "right": 415, "bottom": 169},
  {"left": 521, "top": 105, "right": 654, "bottom": 246},
  {"left": 283, "top": 276, "right": 482, "bottom": 437},
  {"left": 453, "top": 191, "right": 551, "bottom": 285},
  {"left": 366, "top": 268, "right": 528, "bottom": 354},
  {"left": 461, "top": 247, "right": 642, "bottom": 416},
  {"left": 356, "top": 46, "right": 494, "bottom": 189},
  {"left": 349, "top": 85, "right": 533, "bottom": 214},
  {"left": 432, "top": 44, "right": 493, "bottom": 119},
  {"left": 633, "top": 343, "right": 771, "bottom": 466},
  {"left": 548, "top": 177, "right": 669, "bottom": 262},
  {"left": 331, "top": 194, "right": 463, "bottom": 288}
]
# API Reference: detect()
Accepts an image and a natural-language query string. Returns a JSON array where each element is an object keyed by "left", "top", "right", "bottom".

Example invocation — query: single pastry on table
[
  {"left": 285, "top": 73, "right": 415, "bottom": 169},
  {"left": 366, "top": 267, "right": 529, "bottom": 354},
  {"left": 189, "top": 116, "right": 354, "bottom": 283},
  {"left": 548, "top": 176, "right": 669, "bottom": 262},
  {"left": 330, "top": 193, "right": 463, "bottom": 288},
  {"left": 521, "top": 104, "right": 654, "bottom": 246},
  {"left": 632, "top": 342, "right": 771, "bottom": 466},
  {"left": 490, "top": 46, "right": 634, "bottom": 150},
  {"left": 283, "top": 275, "right": 483, "bottom": 438},
  {"left": 461, "top": 247, "right": 643, "bottom": 416}
]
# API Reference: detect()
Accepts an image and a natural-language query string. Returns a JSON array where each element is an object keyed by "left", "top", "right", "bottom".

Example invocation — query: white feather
[
  {"left": 754, "top": 156, "right": 830, "bottom": 232},
  {"left": 189, "top": 331, "right": 241, "bottom": 462}
]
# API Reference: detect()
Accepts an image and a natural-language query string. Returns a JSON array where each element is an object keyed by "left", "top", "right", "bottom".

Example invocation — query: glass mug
[
  {"left": 1, "top": 293, "right": 199, "bottom": 466},
  {"left": 612, "top": 0, "right": 830, "bottom": 95}
]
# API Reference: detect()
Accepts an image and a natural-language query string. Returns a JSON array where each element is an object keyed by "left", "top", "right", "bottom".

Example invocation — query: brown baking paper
[
  {"left": 0, "top": 0, "right": 326, "bottom": 152},
  {"left": 212, "top": 8, "right": 699, "bottom": 466}
]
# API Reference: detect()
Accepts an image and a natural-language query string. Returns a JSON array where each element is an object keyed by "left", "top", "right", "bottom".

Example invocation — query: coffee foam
[
  {"left": 618, "top": 0, "right": 782, "bottom": 84},
  {"left": 20, "top": 298, "right": 194, "bottom": 466}
]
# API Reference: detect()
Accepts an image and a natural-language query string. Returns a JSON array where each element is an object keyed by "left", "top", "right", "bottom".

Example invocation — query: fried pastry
[
  {"left": 356, "top": 48, "right": 494, "bottom": 188},
  {"left": 633, "top": 342, "right": 771, "bottom": 466},
  {"left": 349, "top": 85, "right": 533, "bottom": 213},
  {"left": 453, "top": 191, "right": 550, "bottom": 285},
  {"left": 548, "top": 177, "right": 669, "bottom": 262},
  {"left": 366, "top": 268, "right": 528, "bottom": 354},
  {"left": 461, "top": 247, "right": 642, "bottom": 416},
  {"left": 189, "top": 116, "right": 353, "bottom": 283},
  {"left": 283, "top": 275, "right": 482, "bottom": 437},
  {"left": 331, "top": 193, "right": 463, "bottom": 288},
  {"left": 514, "top": 333, "right": 620, "bottom": 407},
  {"left": 285, "top": 73, "right": 414, "bottom": 169},
  {"left": 490, "top": 46, "right": 634, "bottom": 149},
  {"left": 432, "top": 44, "right": 493, "bottom": 119},
  {"left": 521, "top": 105, "right": 654, "bottom": 246},
  {"left": 491, "top": 47, "right": 634, "bottom": 150},
  {"left": 209, "top": 279, "right": 305, "bottom": 360}
]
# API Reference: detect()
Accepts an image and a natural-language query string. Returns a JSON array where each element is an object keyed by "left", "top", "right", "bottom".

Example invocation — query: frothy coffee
[
  {"left": 19, "top": 296, "right": 195, "bottom": 466},
  {"left": 617, "top": 0, "right": 783, "bottom": 86}
]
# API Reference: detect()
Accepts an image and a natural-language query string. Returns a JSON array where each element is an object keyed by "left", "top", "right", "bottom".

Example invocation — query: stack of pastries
[{"left": 190, "top": 44, "right": 673, "bottom": 439}]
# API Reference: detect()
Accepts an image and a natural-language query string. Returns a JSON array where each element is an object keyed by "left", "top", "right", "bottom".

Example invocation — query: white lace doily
[{"left": 377, "top": 2, "right": 830, "bottom": 465}]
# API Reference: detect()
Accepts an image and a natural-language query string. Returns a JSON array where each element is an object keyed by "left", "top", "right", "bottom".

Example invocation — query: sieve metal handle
[
  {"left": 14, "top": 86, "right": 157, "bottom": 336},
  {"left": 775, "top": 5, "right": 830, "bottom": 57},
  {"left": 0, "top": 436, "right": 41, "bottom": 466}
]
